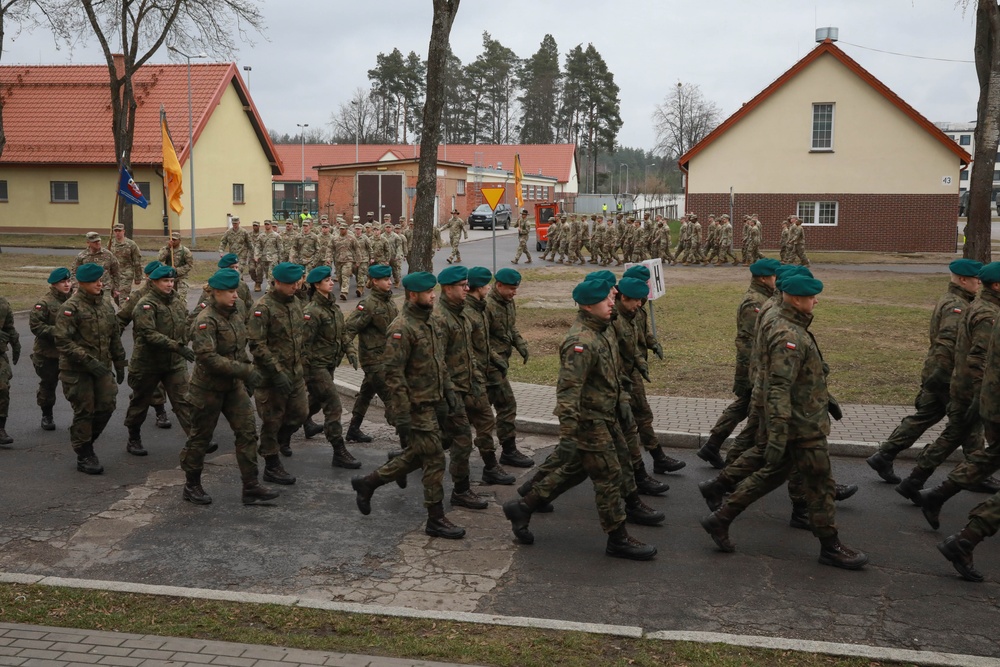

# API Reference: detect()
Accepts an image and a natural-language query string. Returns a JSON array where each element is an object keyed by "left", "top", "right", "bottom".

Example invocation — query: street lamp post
[
  {"left": 167, "top": 45, "right": 208, "bottom": 245},
  {"left": 297, "top": 123, "right": 309, "bottom": 216},
  {"left": 242, "top": 65, "right": 252, "bottom": 89},
  {"left": 349, "top": 100, "right": 360, "bottom": 162},
  {"left": 622, "top": 163, "right": 629, "bottom": 195}
]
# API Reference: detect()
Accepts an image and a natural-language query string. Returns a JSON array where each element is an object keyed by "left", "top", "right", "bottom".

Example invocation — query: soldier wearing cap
[
  {"left": 369, "top": 224, "right": 391, "bottom": 266},
  {"left": 788, "top": 215, "right": 810, "bottom": 266},
  {"left": 110, "top": 223, "right": 142, "bottom": 305},
  {"left": 54, "top": 263, "right": 127, "bottom": 475},
  {"left": 180, "top": 268, "right": 277, "bottom": 506},
  {"left": 701, "top": 274, "right": 869, "bottom": 570},
  {"left": 124, "top": 265, "right": 196, "bottom": 457},
  {"left": 157, "top": 232, "right": 194, "bottom": 303},
  {"left": 254, "top": 221, "right": 283, "bottom": 292},
  {"left": 247, "top": 262, "right": 308, "bottom": 478},
  {"left": 291, "top": 218, "right": 321, "bottom": 269},
  {"left": 744, "top": 215, "right": 763, "bottom": 264},
  {"left": 73, "top": 232, "right": 121, "bottom": 302},
  {"left": 350, "top": 271, "right": 467, "bottom": 540},
  {"left": 316, "top": 220, "right": 334, "bottom": 273},
  {"left": 443, "top": 208, "right": 467, "bottom": 264},
  {"left": 219, "top": 216, "right": 253, "bottom": 275},
  {"left": 331, "top": 222, "right": 360, "bottom": 300},
  {"left": 511, "top": 208, "right": 533, "bottom": 265},
  {"left": 353, "top": 219, "right": 373, "bottom": 298},
  {"left": 247, "top": 221, "right": 263, "bottom": 289},
  {"left": 279, "top": 220, "right": 299, "bottom": 263},
  {"left": 540, "top": 215, "right": 560, "bottom": 262},
  {"left": 868, "top": 258, "right": 984, "bottom": 485},
  {"left": 779, "top": 217, "right": 792, "bottom": 263},
  {"left": 29, "top": 267, "right": 73, "bottom": 433},
  {"left": 675, "top": 214, "right": 692, "bottom": 265},
  {"left": 0, "top": 289, "right": 20, "bottom": 445}
]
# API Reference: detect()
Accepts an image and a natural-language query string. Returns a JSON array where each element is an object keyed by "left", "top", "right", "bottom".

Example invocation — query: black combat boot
[
  {"left": 634, "top": 460, "right": 669, "bottom": 496},
  {"left": 605, "top": 524, "right": 657, "bottom": 560},
  {"left": 499, "top": 437, "right": 534, "bottom": 468},
  {"left": 895, "top": 466, "right": 933, "bottom": 506},
  {"left": 278, "top": 430, "right": 293, "bottom": 457},
  {"left": 973, "top": 475, "right": 1000, "bottom": 494},
  {"left": 154, "top": 405, "right": 171, "bottom": 429},
  {"left": 696, "top": 434, "right": 726, "bottom": 469},
  {"left": 262, "top": 454, "right": 296, "bottom": 485},
  {"left": 40, "top": 408, "right": 55, "bottom": 432},
  {"left": 426, "top": 502, "right": 466, "bottom": 539},
  {"left": 866, "top": 450, "right": 899, "bottom": 484},
  {"left": 126, "top": 426, "right": 146, "bottom": 456},
  {"left": 818, "top": 534, "right": 869, "bottom": 570},
  {"left": 76, "top": 443, "right": 104, "bottom": 475},
  {"left": 650, "top": 446, "right": 686, "bottom": 473},
  {"left": 699, "top": 505, "right": 740, "bottom": 553},
  {"left": 303, "top": 417, "right": 324, "bottom": 439},
  {"left": 332, "top": 440, "right": 362, "bottom": 469},
  {"left": 698, "top": 475, "right": 732, "bottom": 512},
  {"left": 624, "top": 492, "right": 665, "bottom": 526},
  {"left": 503, "top": 492, "right": 541, "bottom": 544},
  {"left": 386, "top": 451, "right": 408, "bottom": 488},
  {"left": 350, "top": 471, "right": 387, "bottom": 515},
  {"left": 937, "top": 528, "right": 985, "bottom": 582},
  {"left": 242, "top": 479, "right": 279, "bottom": 505},
  {"left": 346, "top": 415, "right": 373, "bottom": 443},
  {"left": 481, "top": 451, "right": 515, "bottom": 485},
  {"left": 182, "top": 471, "right": 212, "bottom": 505},
  {"left": 516, "top": 472, "right": 553, "bottom": 512},
  {"left": 450, "top": 479, "right": 488, "bottom": 510},
  {"left": 789, "top": 501, "right": 810, "bottom": 530},
  {"left": 834, "top": 483, "right": 859, "bottom": 502},
  {"left": 0, "top": 418, "right": 11, "bottom": 445},
  {"left": 918, "top": 479, "right": 962, "bottom": 529}
]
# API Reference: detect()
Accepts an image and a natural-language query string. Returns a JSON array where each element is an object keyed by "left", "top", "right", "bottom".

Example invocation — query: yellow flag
[
  {"left": 514, "top": 153, "right": 524, "bottom": 209},
  {"left": 161, "top": 110, "right": 184, "bottom": 215}
]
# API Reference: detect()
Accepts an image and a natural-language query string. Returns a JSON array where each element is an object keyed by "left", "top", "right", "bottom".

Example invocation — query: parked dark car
[{"left": 468, "top": 203, "right": 511, "bottom": 230}]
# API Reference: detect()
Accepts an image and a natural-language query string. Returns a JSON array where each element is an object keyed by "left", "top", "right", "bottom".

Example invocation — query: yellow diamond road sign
[{"left": 481, "top": 186, "right": 505, "bottom": 211}]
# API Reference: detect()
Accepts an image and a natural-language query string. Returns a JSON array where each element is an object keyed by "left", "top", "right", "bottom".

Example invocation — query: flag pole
[
  {"left": 161, "top": 107, "right": 175, "bottom": 267},
  {"left": 110, "top": 153, "right": 124, "bottom": 235}
]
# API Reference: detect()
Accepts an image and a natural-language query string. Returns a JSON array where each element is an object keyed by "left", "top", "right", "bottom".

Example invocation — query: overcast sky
[{"left": 2, "top": 0, "right": 979, "bottom": 150}]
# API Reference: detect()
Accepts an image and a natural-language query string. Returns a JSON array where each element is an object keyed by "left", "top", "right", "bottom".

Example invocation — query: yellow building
[{"left": 0, "top": 60, "right": 283, "bottom": 238}]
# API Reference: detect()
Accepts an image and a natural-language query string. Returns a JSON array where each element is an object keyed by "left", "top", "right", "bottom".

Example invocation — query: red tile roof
[
  {"left": 678, "top": 40, "right": 972, "bottom": 171},
  {"left": 275, "top": 143, "right": 577, "bottom": 184},
  {"left": 0, "top": 62, "right": 283, "bottom": 174}
]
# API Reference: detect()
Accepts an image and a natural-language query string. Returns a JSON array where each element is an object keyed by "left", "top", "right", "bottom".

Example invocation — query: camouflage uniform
[
  {"left": 557, "top": 216, "right": 572, "bottom": 263},
  {"left": 676, "top": 217, "right": 692, "bottom": 264},
  {"left": 718, "top": 217, "right": 738, "bottom": 265},
  {"left": 247, "top": 224, "right": 263, "bottom": 287},
  {"left": 315, "top": 227, "right": 335, "bottom": 272},
  {"left": 255, "top": 226, "right": 283, "bottom": 287},
  {"left": 702, "top": 219, "right": 719, "bottom": 264},
  {"left": 331, "top": 230, "right": 360, "bottom": 299},
  {"left": 590, "top": 220, "right": 606, "bottom": 265},
  {"left": 29, "top": 286, "right": 69, "bottom": 417},
  {"left": 353, "top": 227, "right": 372, "bottom": 297},
  {"left": 621, "top": 220, "right": 635, "bottom": 263},
  {"left": 370, "top": 231, "right": 392, "bottom": 266},
  {"left": 291, "top": 226, "right": 321, "bottom": 269},
  {"left": 789, "top": 222, "right": 810, "bottom": 266},
  {"left": 194, "top": 279, "right": 253, "bottom": 315},
  {"left": 445, "top": 214, "right": 467, "bottom": 264},
  {"left": 486, "top": 286, "right": 528, "bottom": 451},
  {"left": 387, "top": 225, "right": 403, "bottom": 285},
  {"left": 779, "top": 221, "right": 792, "bottom": 263},
  {"left": 567, "top": 217, "right": 584, "bottom": 264},
  {"left": 511, "top": 213, "right": 532, "bottom": 264},
  {"left": 345, "top": 285, "right": 399, "bottom": 434},
  {"left": 542, "top": 219, "right": 560, "bottom": 261},
  {"left": 110, "top": 235, "right": 142, "bottom": 303},
  {"left": 157, "top": 243, "right": 194, "bottom": 302},
  {"left": 219, "top": 224, "right": 253, "bottom": 273},
  {"left": 0, "top": 297, "right": 19, "bottom": 434},
  {"left": 745, "top": 220, "right": 763, "bottom": 263},
  {"left": 279, "top": 224, "right": 299, "bottom": 263},
  {"left": 464, "top": 292, "right": 499, "bottom": 460},
  {"left": 72, "top": 247, "right": 120, "bottom": 298},
  {"left": 689, "top": 218, "right": 704, "bottom": 263}
]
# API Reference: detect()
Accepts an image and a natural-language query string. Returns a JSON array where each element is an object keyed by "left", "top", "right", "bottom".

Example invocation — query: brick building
[{"left": 678, "top": 38, "right": 970, "bottom": 253}]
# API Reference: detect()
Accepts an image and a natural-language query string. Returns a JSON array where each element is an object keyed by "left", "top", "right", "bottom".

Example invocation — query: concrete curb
[{"left": 2, "top": 573, "right": 996, "bottom": 666}]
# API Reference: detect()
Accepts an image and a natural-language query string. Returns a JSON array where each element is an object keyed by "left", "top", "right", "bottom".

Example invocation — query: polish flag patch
[
  {"left": 786, "top": 342, "right": 797, "bottom": 350},
  {"left": 392, "top": 333, "right": 402, "bottom": 339},
  {"left": 34, "top": 304, "right": 42, "bottom": 310},
  {"left": 198, "top": 323, "right": 208, "bottom": 330},
  {"left": 142, "top": 304, "right": 151, "bottom": 310},
  {"left": 754, "top": 307, "right": 760, "bottom": 313},
  {"left": 953, "top": 308, "right": 963, "bottom": 313},
  {"left": 254, "top": 311, "right": 262, "bottom": 317},
  {"left": 63, "top": 310, "right": 73, "bottom": 317},
  {"left": 304, "top": 314, "right": 311, "bottom": 320},
  {"left": 357, "top": 304, "right": 365, "bottom": 310},
  {"left": 573, "top": 345, "right": 585, "bottom": 353}
]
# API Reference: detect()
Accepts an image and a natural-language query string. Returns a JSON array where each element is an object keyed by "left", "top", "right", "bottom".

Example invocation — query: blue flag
[{"left": 118, "top": 165, "right": 149, "bottom": 209}]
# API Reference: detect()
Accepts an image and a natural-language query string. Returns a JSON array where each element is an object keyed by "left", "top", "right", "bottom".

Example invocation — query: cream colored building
[{"left": 0, "top": 61, "right": 282, "bottom": 238}]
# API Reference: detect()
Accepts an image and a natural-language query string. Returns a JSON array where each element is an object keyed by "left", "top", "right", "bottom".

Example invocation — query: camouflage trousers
[
  {"left": 629, "top": 372, "right": 658, "bottom": 451},
  {"left": 248, "top": 257, "right": 262, "bottom": 286},
  {"left": 31, "top": 354, "right": 60, "bottom": 410},
  {"left": 948, "top": 419, "right": 1000, "bottom": 490},
  {"left": 744, "top": 241, "right": 761, "bottom": 263},
  {"left": 337, "top": 262, "right": 355, "bottom": 297},
  {"left": 352, "top": 366, "right": 393, "bottom": 424},
  {"left": 258, "top": 260, "right": 275, "bottom": 287},
  {"left": 442, "top": 390, "right": 497, "bottom": 484},
  {"left": 878, "top": 387, "right": 949, "bottom": 459},
  {"left": 966, "top": 491, "right": 1000, "bottom": 540},
  {"left": 512, "top": 236, "right": 531, "bottom": 263},
  {"left": 0, "top": 356, "right": 10, "bottom": 418},
  {"left": 710, "top": 385, "right": 752, "bottom": 443},
  {"left": 179, "top": 382, "right": 259, "bottom": 481},
  {"left": 254, "top": 377, "right": 309, "bottom": 457},
  {"left": 487, "top": 377, "right": 517, "bottom": 444},
  {"left": 306, "top": 366, "right": 345, "bottom": 447},
  {"left": 724, "top": 437, "right": 837, "bottom": 538},
  {"left": 533, "top": 419, "right": 637, "bottom": 499},
  {"left": 467, "top": 388, "right": 496, "bottom": 454},
  {"left": 433, "top": 228, "right": 442, "bottom": 251},
  {"left": 390, "top": 259, "right": 402, "bottom": 286},
  {"left": 558, "top": 238, "right": 570, "bottom": 261},
  {"left": 719, "top": 244, "right": 738, "bottom": 264},
  {"left": 448, "top": 235, "right": 462, "bottom": 263},
  {"left": 375, "top": 404, "right": 446, "bottom": 507},
  {"left": 726, "top": 399, "right": 762, "bottom": 465},
  {"left": 658, "top": 243, "right": 675, "bottom": 264},
  {"left": 913, "top": 400, "right": 984, "bottom": 474},
  {"left": 60, "top": 369, "right": 118, "bottom": 454},
  {"left": 124, "top": 368, "right": 193, "bottom": 434},
  {"left": 354, "top": 263, "right": 369, "bottom": 297},
  {"left": 791, "top": 243, "right": 810, "bottom": 266}
]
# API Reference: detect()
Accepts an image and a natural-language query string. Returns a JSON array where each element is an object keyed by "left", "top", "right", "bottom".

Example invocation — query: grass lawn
[
  {"left": 0, "top": 233, "right": 225, "bottom": 252},
  {"left": 0, "top": 583, "right": 916, "bottom": 667}
]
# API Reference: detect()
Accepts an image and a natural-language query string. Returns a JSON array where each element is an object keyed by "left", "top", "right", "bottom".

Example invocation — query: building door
[{"left": 357, "top": 172, "right": 403, "bottom": 221}]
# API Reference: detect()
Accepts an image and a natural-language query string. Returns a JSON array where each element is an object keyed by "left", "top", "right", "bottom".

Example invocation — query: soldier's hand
[
  {"left": 348, "top": 353, "right": 359, "bottom": 370},
  {"left": 395, "top": 416, "right": 411, "bottom": 440},
  {"left": 616, "top": 400, "right": 634, "bottom": 430},
  {"left": 639, "top": 365, "right": 651, "bottom": 383},
  {"left": 245, "top": 369, "right": 263, "bottom": 395},
  {"left": 828, "top": 396, "right": 843, "bottom": 421},
  {"left": 83, "top": 357, "right": 110, "bottom": 377},
  {"left": 115, "top": 365, "right": 126, "bottom": 385},
  {"left": 445, "top": 388, "right": 462, "bottom": 414},
  {"left": 518, "top": 345, "right": 529, "bottom": 364},
  {"left": 272, "top": 371, "right": 293, "bottom": 393},
  {"left": 764, "top": 440, "right": 786, "bottom": 466},
  {"left": 11, "top": 346, "right": 19, "bottom": 365},
  {"left": 0, "top": 331, "right": 9, "bottom": 344},
  {"left": 652, "top": 341, "right": 664, "bottom": 360},
  {"left": 495, "top": 356, "right": 508, "bottom": 377},
  {"left": 177, "top": 345, "right": 196, "bottom": 363}
]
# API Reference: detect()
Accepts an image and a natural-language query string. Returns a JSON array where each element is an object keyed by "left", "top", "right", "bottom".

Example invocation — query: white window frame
[
  {"left": 811, "top": 103, "right": 835, "bottom": 151},
  {"left": 50, "top": 181, "right": 79, "bottom": 203},
  {"left": 797, "top": 200, "right": 838, "bottom": 226},
  {"left": 233, "top": 183, "right": 245, "bottom": 204}
]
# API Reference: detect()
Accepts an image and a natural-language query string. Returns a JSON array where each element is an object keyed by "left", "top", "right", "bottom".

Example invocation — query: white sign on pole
[{"left": 623, "top": 258, "right": 665, "bottom": 300}]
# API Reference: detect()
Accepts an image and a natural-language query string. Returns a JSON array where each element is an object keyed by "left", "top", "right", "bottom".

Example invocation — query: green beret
[
  {"left": 573, "top": 279, "right": 612, "bottom": 306},
  {"left": 47, "top": 267, "right": 71, "bottom": 284},
  {"left": 585, "top": 270, "right": 617, "bottom": 287},
  {"left": 143, "top": 260, "right": 162, "bottom": 276},
  {"left": 75, "top": 263, "right": 104, "bottom": 283},
  {"left": 622, "top": 265, "right": 650, "bottom": 281},
  {"left": 402, "top": 271, "right": 437, "bottom": 292},
  {"left": 272, "top": 262, "right": 304, "bottom": 284},
  {"left": 950, "top": 258, "right": 984, "bottom": 277},
  {"left": 208, "top": 268, "right": 241, "bottom": 290},
  {"left": 307, "top": 265, "right": 332, "bottom": 284},
  {"left": 978, "top": 262, "right": 1000, "bottom": 284},
  {"left": 494, "top": 267, "right": 521, "bottom": 285},
  {"left": 438, "top": 265, "right": 469, "bottom": 285},
  {"left": 368, "top": 264, "right": 392, "bottom": 279},
  {"left": 781, "top": 275, "right": 824, "bottom": 297},
  {"left": 749, "top": 258, "right": 781, "bottom": 276},
  {"left": 218, "top": 253, "right": 240, "bottom": 269},
  {"left": 149, "top": 265, "right": 177, "bottom": 280},
  {"left": 617, "top": 277, "right": 649, "bottom": 300},
  {"left": 775, "top": 264, "right": 812, "bottom": 280},
  {"left": 467, "top": 266, "right": 493, "bottom": 288}
]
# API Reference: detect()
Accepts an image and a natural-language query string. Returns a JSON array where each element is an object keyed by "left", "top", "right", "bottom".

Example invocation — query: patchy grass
[
  {"left": 0, "top": 583, "right": 917, "bottom": 667},
  {"left": 0, "top": 233, "right": 225, "bottom": 252}
]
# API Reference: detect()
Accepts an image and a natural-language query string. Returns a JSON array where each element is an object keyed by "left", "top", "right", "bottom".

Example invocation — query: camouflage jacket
[
  {"left": 219, "top": 227, "right": 253, "bottom": 260},
  {"left": 719, "top": 222, "right": 734, "bottom": 248},
  {"left": 72, "top": 248, "right": 120, "bottom": 288},
  {"left": 446, "top": 215, "right": 466, "bottom": 240},
  {"left": 433, "top": 295, "right": 473, "bottom": 394},
  {"left": 55, "top": 290, "right": 125, "bottom": 373},
  {"left": 302, "top": 290, "right": 355, "bottom": 371},
  {"left": 345, "top": 287, "right": 398, "bottom": 370},
  {"left": 30, "top": 287, "right": 69, "bottom": 359},
  {"left": 516, "top": 216, "right": 531, "bottom": 238},
  {"left": 384, "top": 300, "right": 451, "bottom": 422},
  {"left": 190, "top": 300, "right": 254, "bottom": 392},
  {"left": 763, "top": 303, "right": 830, "bottom": 448},
  {"left": 547, "top": 221, "right": 562, "bottom": 244},
  {"left": 788, "top": 224, "right": 804, "bottom": 246},
  {"left": 779, "top": 225, "right": 790, "bottom": 248},
  {"left": 921, "top": 282, "right": 977, "bottom": 391},
  {"left": 950, "top": 287, "right": 1000, "bottom": 408},
  {"left": 354, "top": 233, "right": 372, "bottom": 264},
  {"left": 486, "top": 287, "right": 527, "bottom": 384},
  {"left": 255, "top": 231, "right": 283, "bottom": 262},
  {"left": 0, "top": 296, "right": 20, "bottom": 362},
  {"left": 279, "top": 229, "right": 299, "bottom": 262},
  {"left": 611, "top": 301, "right": 647, "bottom": 380},
  {"left": 130, "top": 287, "right": 189, "bottom": 375},
  {"left": 331, "top": 233, "right": 359, "bottom": 265},
  {"left": 678, "top": 220, "right": 691, "bottom": 243},
  {"left": 110, "top": 237, "right": 142, "bottom": 283},
  {"left": 463, "top": 294, "right": 496, "bottom": 391},
  {"left": 117, "top": 282, "right": 152, "bottom": 329},
  {"left": 291, "top": 231, "right": 320, "bottom": 266},
  {"left": 734, "top": 280, "right": 775, "bottom": 392},
  {"left": 248, "top": 289, "right": 305, "bottom": 384},
  {"left": 157, "top": 245, "right": 193, "bottom": 280},
  {"left": 370, "top": 235, "right": 392, "bottom": 264}
]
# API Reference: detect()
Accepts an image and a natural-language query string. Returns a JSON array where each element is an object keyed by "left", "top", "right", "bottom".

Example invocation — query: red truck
[{"left": 533, "top": 202, "right": 561, "bottom": 251}]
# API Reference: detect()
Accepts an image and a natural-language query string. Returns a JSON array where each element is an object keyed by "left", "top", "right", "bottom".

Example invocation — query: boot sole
[
  {"left": 77, "top": 466, "right": 104, "bottom": 475},
  {"left": 426, "top": 528, "right": 466, "bottom": 539},
  {"left": 499, "top": 456, "right": 534, "bottom": 468},
  {"left": 451, "top": 500, "right": 489, "bottom": 510},
  {"left": 818, "top": 553, "right": 869, "bottom": 570},
  {"left": 263, "top": 473, "right": 296, "bottom": 485},
  {"left": 606, "top": 546, "right": 657, "bottom": 561},
  {"left": 482, "top": 475, "right": 516, "bottom": 485},
  {"left": 126, "top": 447, "right": 148, "bottom": 457},
  {"left": 242, "top": 494, "right": 279, "bottom": 505},
  {"left": 937, "top": 541, "right": 985, "bottom": 582},
  {"left": 155, "top": 421, "right": 172, "bottom": 429},
  {"left": 40, "top": 424, "right": 56, "bottom": 432},
  {"left": 696, "top": 448, "right": 725, "bottom": 469},
  {"left": 333, "top": 459, "right": 363, "bottom": 469},
  {"left": 183, "top": 491, "right": 213, "bottom": 506}
]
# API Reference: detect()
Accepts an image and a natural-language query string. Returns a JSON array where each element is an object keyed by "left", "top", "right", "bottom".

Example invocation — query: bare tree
[
  {"left": 411, "top": 0, "right": 460, "bottom": 273},
  {"left": 328, "top": 87, "right": 380, "bottom": 145},
  {"left": 652, "top": 82, "right": 722, "bottom": 160},
  {"left": 55, "top": 0, "right": 265, "bottom": 237}
]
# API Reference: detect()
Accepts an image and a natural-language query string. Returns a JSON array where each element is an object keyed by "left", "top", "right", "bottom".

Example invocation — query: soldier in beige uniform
[
  {"left": 73, "top": 232, "right": 121, "bottom": 303},
  {"left": 110, "top": 223, "right": 142, "bottom": 305}
]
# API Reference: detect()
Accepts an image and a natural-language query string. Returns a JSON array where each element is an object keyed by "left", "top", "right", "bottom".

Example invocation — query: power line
[{"left": 839, "top": 40, "right": 973, "bottom": 64}]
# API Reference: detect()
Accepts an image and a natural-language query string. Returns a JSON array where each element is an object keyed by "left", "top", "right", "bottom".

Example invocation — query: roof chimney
[
  {"left": 112, "top": 53, "right": 125, "bottom": 80},
  {"left": 815, "top": 27, "right": 839, "bottom": 43}
]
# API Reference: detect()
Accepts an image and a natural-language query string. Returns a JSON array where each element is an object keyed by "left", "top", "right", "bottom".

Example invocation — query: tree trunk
[
  {"left": 411, "top": 0, "right": 460, "bottom": 273},
  {"left": 967, "top": 0, "right": 1000, "bottom": 263}
]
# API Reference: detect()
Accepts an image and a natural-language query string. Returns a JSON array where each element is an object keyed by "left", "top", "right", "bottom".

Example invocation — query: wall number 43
[{"left": 942, "top": 176, "right": 953, "bottom": 185}]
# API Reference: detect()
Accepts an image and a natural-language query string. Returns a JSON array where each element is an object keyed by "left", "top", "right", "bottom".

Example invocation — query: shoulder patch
[
  {"left": 357, "top": 304, "right": 365, "bottom": 310},
  {"left": 304, "top": 314, "right": 311, "bottom": 320},
  {"left": 254, "top": 310, "right": 262, "bottom": 317},
  {"left": 785, "top": 342, "right": 797, "bottom": 350},
  {"left": 63, "top": 310, "right": 73, "bottom": 317},
  {"left": 35, "top": 304, "right": 42, "bottom": 310},
  {"left": 754, "top": 307, "right": 760, "bottom": 313},
  {"left": 198, "top": 323, "right": 208, "bottom": 330},
  {"left": 199, "top": 302, "right": 207, "bottom": 309},
  {"left": 142, "top": 304, "right": 151, "bottom": 310},
  {"left": 953, "top": 308, "right": 963, "bottom": 314},
  {"left": 392, "top": 332, "right": 402, "bottom": 339},
  {"left": 573, "top": 344, "right": 585, "bottom": 353}
]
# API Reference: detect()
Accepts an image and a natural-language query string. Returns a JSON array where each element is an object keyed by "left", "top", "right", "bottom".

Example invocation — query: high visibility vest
[
  {"left": 616, "top": 202, "right": 623, "bottom": 211},
  {"left": 602, "top": 203, "right": 608, "bottom": 212}
]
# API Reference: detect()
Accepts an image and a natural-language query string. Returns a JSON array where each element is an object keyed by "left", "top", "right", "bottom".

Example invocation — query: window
[
  {"left": 456, "top": 179, "right": 466, "bottom": 195},
  {"left": 233, "top": 183, "right": 245, "bottom": 204},
  {"left": 529, "top": 185, "right": 535, "bottom": 200},
  {"left": 797, "top": 200, "right": 838, "bottom": 226},
  {"left": 961, "top": 169, "right": 969, "bottom": 181},
  {"left": 994, "top": 170, "right": 1000, "bottom": 182},
  {"left": 960, "top": 135, "right": 972, "bottom": 146},
  {"left": 50, "top": 181, "right": 78, "bottom": 203},
  {"left": 0, "top": 180, "right": 7, "bottom": 202},
  {"left": 136, "top": 181, "right": 151, "bottom": 201},
  {"left": 811, "top": 103, "right": 834, "bottom": 150}
]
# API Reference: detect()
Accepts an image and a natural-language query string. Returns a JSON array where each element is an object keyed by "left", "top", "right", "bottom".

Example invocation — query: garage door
[{"left": 357, "top": 172, "right": 403, "bottom": 221}]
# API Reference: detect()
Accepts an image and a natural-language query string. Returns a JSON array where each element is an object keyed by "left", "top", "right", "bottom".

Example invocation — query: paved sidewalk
[
  {"left": 334, "top": 368, "right": 945, "bottom": 460},
  {"left": 0, "top": 623, "right": 474, "bottom": 667}
]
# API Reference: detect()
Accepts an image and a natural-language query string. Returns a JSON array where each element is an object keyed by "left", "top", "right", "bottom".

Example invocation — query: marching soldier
[
  {"left": 718, "top": 214, "right": 738, "bottom": 265},
  {"left": 254, "top": 220, "right": 283, "bottom": 292},
  {"left": 110, "top": 223, "right": 142, "bottom": 304},
  {"left": 511, "top": 208, "right": 532, "bottom": 264},
  {"left": 218, "top": 216, "right": 253, "bottom": 274},
  {"left": 290, "top": 218, "right": 320, "bottom": 269},
  {"left": 353, "top": 220, "right": 373, "bottom": 298},
  {"left": 247, "top": 221, "right": 263, "bottom": 290},
  {"left": 29, "top": 268, "right": 73, "bottom": 433},
  {"left": 444, "top": 209, "right": 467, "bottom": 264},
  {"left": 73, "top": 232, "right": 121, "bottom": 302},
  {"left": 157, "top": 231, "right": 194, "bottom": 303},
  {"left": 331, "top": 223, "right": 360, "bottom": 301},
  {"left": 0, "top": 292, "right": 19, "bottom": 446},
  {"left": 279, "top": 220, "right": 299, "bottom": 263},
  {"left": 788, "top": 216, "right": 810, "bottom": 266},
  {"left": 193, "top": 254, "right": 253, "bottom": 320}
]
